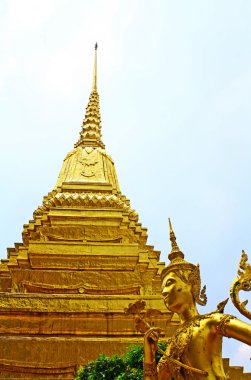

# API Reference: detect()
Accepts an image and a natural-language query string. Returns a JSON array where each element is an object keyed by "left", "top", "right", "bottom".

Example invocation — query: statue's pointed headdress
[{"left": 161, "top": 219, "right": 207, "bottom": 306}]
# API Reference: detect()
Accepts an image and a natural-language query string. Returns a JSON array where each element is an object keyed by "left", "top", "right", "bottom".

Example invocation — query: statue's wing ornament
[{"left": 230, "top": 250, "right": 251, "bottom": 320}]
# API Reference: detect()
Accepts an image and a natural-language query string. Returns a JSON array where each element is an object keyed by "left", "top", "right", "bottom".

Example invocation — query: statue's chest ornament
[
  {"left": 159, "top": 315, "right": 210, "bottom": 379},
  {"left": 159, "top": 313, "right": 235, "bottom": 379}
]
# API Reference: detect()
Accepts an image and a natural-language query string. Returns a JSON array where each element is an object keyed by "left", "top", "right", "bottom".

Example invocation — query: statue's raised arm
[{"left": 143, "top": 220, "right": 251, "bottom": 380}]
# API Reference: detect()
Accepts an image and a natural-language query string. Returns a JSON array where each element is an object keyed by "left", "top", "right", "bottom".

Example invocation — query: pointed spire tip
[
  {"left": 168, "top": 218, "right": 173, "bottom": 232},
  {"left": 92, "top": 43, "right": 98, "bottom": 91}
]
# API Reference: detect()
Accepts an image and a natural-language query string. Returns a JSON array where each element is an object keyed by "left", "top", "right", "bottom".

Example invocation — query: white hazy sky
[{"left": 0, "top": 0, "right": 251, "bottom": 372}]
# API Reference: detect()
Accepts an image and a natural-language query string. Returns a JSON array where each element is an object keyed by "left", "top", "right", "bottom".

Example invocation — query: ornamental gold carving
[
  {"left": 79, "top": 148, "right": 99, "bottom": 177},
  {"left": 20, "top": 281, "right": 141, "bottom": 295},
  {"left": 230, "top": 250, "right": 251, "bottom": 320},
  {"left": 28, "top": 226, "right": 138, "bottom": 244}
]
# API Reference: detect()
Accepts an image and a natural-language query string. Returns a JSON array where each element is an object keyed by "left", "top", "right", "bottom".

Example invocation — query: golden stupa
[{"left": 0, "top": 45, "right": 174, "bottom": 378}]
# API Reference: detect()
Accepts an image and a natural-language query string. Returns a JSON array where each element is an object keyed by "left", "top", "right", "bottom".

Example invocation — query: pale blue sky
[{"left": 0, "top": 0, "right": 251, "bottom": 371}]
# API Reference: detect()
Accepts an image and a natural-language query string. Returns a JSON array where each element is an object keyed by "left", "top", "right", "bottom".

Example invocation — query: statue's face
[{"left": 161, "top": 271, "right": 194, "bottom": 312}]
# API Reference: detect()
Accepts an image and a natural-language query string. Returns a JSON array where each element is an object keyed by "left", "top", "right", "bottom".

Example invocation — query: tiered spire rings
[{"left": 75, "top": 43, "right": 105, "bottom": 149}]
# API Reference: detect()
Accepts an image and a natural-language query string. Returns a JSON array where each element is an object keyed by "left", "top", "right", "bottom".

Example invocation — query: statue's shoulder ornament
[{"left": 205, "top": 298, "right": 237, "bottom": 335}]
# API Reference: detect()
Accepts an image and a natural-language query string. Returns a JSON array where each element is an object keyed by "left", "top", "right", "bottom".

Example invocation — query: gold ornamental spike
[
  {"left": 168, "top": 218, "right": 184, "bottom": 261},
  {"left": 168, "top": 218, "right": 177, "bottom": 248},
  {"left": 92, "top": 42, "right": 98, "bottom": 91}
]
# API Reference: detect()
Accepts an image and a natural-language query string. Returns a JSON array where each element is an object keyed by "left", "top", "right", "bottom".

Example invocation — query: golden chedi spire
[
  {"left": 33, "top": 44, "right": 137, "bottom": 218},
  {"left": 52, "top": 43, "right": 119, "bottom": 191},
  {"left": 0, "top": 44, "right": 169, "bottom": 379},
  {"left": 75, "top": 43, "right": 105, "bottom": 149}
]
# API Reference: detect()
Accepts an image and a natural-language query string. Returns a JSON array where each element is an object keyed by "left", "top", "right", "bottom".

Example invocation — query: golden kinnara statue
[{"left": 143, "top": 219, "right": 251, "bottom": 380}]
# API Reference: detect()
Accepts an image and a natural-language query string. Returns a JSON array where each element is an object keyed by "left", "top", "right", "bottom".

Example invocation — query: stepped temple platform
[{"left": 0, "top": 46, "right": 175, "bottom": 378}]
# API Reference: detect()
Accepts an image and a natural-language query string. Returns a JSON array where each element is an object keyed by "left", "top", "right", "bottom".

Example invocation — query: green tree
[{"left": 75, "top": 343, "right": 166, "bottom": 380}]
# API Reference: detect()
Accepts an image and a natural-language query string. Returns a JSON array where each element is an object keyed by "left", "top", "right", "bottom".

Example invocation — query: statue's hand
[{"left": 144, "top": 327, "right": 161, "bottom": 363}]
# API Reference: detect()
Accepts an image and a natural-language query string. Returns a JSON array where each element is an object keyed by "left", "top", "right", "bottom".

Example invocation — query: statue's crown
[
  {"left": 161, "top": 219, "right": 207, "bottom": 306},
  {"left": 161, "top": 219, "right": 196, "bottom": 280}
]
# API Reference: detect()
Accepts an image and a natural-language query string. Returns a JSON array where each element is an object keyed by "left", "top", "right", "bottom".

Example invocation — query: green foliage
[
  {"left": 75, "top": 353, "right": 126, "bottom": 380},
  {"left": 156, "top": 342, "right": 167, "bottom": 364},
  {"left": 75, "top": 343, "right": 166, "bottom": 380},
  {"left": 124, "top": 345, "right": 143, "bottom": 370}
]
